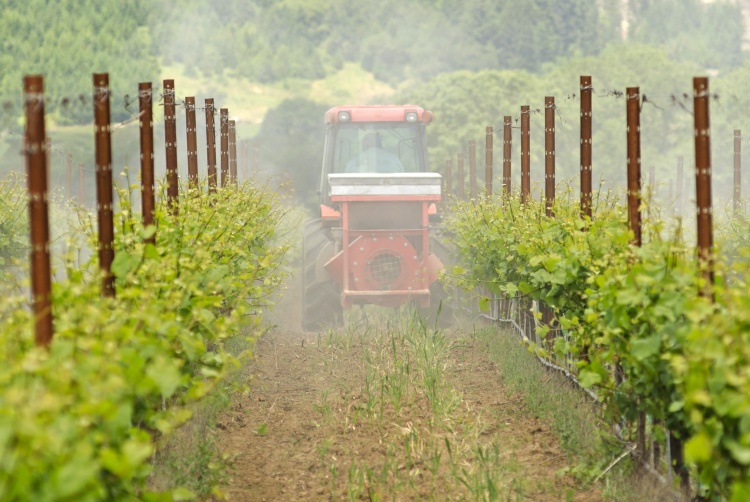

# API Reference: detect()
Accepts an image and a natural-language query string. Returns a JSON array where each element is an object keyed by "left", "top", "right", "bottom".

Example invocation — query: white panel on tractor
[{"left": 328, "top": 173, "right": 442, "bottom": 196}]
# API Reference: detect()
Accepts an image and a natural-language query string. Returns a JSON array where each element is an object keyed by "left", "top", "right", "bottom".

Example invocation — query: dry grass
[{"left": 216, "top": 311, "right": 604, "bottom": 501}]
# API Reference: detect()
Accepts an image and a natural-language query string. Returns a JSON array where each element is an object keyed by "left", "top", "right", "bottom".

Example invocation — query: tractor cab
[{"left": 319, "top": 105, "right": 433, "bottom": 203}]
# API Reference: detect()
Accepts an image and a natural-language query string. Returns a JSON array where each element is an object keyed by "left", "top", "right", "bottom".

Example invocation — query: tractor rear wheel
[
  {"left": 418, "top": 281, "right": 454, "bottom": 328},
  {"left": 301, "top": 219, "right": 343, "bottom": 331}
]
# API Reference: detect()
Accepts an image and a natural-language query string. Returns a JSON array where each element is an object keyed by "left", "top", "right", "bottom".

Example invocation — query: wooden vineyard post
[
  {"left": 503, "top": 116, "right": 512, "bottom": 199},
  {"left": 542, "top": 97, "right": 557, "bottom": 339},
  {"left": 163, "top": 79, "right": 178, "bottom": 214},
  {"left": 205, "top": 99, "right": 217, "bottom": 195},
  {"left": 694, "top": 77, "right": 714, "bottom": 299},
  {"left": 185, "top": 96, "right": 199, "bottom": 193},
  {"left": 521, "top": 105, "right": 530, "bottom": 205},
  {"left": 626, "top": 87, "right": 642, "bottom": 247},
  {"left": 93, "top": 73, "right": 115, "bottom": 298},
  {"left": 229, "top": 120, "right": 238, "bottom": 187},
  {"left": 580, "top": 76, "right": 593, "bottom": 220},
  {"left": 485, "top": 126, "right": 493, "bottom": 200},
  {"left": 24, "top": 75, "right": 54, "bottom": 347},
  {"left": 626, "top": 86, "right": 646, "bottom": 462},
  {"left": 220, "top": 108, "right": 229, "bottom": 188},
  {"left": 544, "top": 97, "right": 555, "bottom": 217},
  {"left": 139, "top": 82, "right": 155, "bottom": 245}
]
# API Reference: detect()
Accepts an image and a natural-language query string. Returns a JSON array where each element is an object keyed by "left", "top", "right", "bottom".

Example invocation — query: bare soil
[{"left": 216, "top": 317, "right": 604, "bottom": 501}]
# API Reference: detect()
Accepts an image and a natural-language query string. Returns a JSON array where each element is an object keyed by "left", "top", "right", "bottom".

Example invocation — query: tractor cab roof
[{"left": 325, "top": 105, "right": 433, "bottom": 125}]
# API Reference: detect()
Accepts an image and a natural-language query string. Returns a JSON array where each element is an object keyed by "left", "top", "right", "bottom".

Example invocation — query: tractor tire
[
  {"left": 418, "top": 281, "right": 455, "bottom": 328},
  {"left": 301, "top": 219, "right": 343, "bottom": 331}
]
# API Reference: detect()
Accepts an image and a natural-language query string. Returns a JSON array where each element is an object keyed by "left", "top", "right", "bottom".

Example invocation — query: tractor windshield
[{"left": 330, "top": 122, "right": 424, "bottom": 174}]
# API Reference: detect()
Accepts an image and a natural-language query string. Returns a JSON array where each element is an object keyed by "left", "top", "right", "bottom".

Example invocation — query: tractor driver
[{"left": 345, "top": 132, "right": 404, "bottom": 173}]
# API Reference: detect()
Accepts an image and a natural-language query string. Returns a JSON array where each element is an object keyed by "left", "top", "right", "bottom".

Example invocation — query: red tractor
[{"left": 302, "top": 105, "right": 449, "bottom": 330}]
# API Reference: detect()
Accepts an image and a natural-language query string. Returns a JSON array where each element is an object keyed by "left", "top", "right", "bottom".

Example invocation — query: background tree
[
  {"left": 0, "top": 0, "right": 160, "bottom": 125},
  {"left": 253, "top": 98, "right": 329, "bottom": 210},
  {"left": 627, "top": 0, "right": 745, "bottom": 71}
]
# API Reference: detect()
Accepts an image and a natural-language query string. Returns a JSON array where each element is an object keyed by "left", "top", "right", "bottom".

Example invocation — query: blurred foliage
[
  {"left": 260, "top": 42, "right": 750, "bottom": 208},
  {"left": 152, "top": 0, "right": 616, "bottom": 83},
  {"left": 628, "top": 0, "right": 746, "bottom": 70},
  {"left": 151, "top": 0, "right": 743, "bottom": 83},
  {"left": 447, "top": 192, "right": 750, "bottom": 500},
  {"left": 0, "top": 0, "right": 160, "bottom": 125},
  {"left": 0, "top": 174, "right": 27, "bottom": 270},
  {"left": 0, "top": 181, "right": 287, "bottom": 500},
  {"left": 399, "top": 44, "right": 698, "bottom": 189},
  {"left": 1, "top": 0, "right": 745, "bottom": 127},
  {"left": 399, "top": 43, "right": 750, "bottom": 203},
  {"left": 253, "top": 98, "right": 329, "bottom": 211}
]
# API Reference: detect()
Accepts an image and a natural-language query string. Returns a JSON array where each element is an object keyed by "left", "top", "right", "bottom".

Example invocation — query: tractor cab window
[{"left": 331, "top": 123, "right": 422, "bottom": 173}]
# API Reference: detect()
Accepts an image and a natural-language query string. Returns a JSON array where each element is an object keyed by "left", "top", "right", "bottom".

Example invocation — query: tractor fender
[{"left": 427, "top": 252, "right": 444, "bottom": 285}]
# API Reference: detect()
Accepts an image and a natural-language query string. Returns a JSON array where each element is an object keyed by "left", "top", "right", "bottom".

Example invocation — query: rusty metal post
[
  {"left": 545, "top": 98, "right": 556, "bottom": 217},
  {"left": 695, "top": 77, "right": 714, "bottom": 300},
  {"left": 581, "top": 76, "right": 593, "bottom": 219},
  {"left": 205, "top": 99, "right": 217, "bottom": 194},
  {"left": 503, "top": 116, "right": 512, "bottom": 198},
  {"left": 253, "top": 143, "right": 260, "bottom": 177},
  {"left": 734, "top": 129, "right": 741, "bottom": 216},
  {"left": 93, "top": 73, "right": 115, "bottom": 297},
  {"left": 469, "top": 140, "right": 477, "bottom": 199},
  {"left": 138, "top": 82, "right": 155, "bottom": 245},
  {"left": 163, "top": 79, "right": 178, "bottom": 213},
  {"left": 66, "top": 154, "right": 72, "bottom": 199},
  {"left": 457, "top": 153, "right": 464, "bottom": 199},
  {"left": 626, "top": 87, "right": 642, "bottom": 247},
  {"left": 485, "top": 126, "right": 493, "bottom": 200},
  {"left": 185, "top": 96, "right": 199, "bottom": 192},
  {"left": 24, "top": 75, "right": 53, "bottom": 347},
  {"left": 220, "top": 108, "right": 229, "bottom": 188},
  {"left": 229, "top": 120, "right": 238, "bottom": 187},
  {"left": 445, "top": 160, "right": 452, "bottom": 197},
  {"left": 521, "top": 106, "right": 530, "bottom": 205},
  {"left": 242, "top": 141, "right": 249, "bottom": 181}
]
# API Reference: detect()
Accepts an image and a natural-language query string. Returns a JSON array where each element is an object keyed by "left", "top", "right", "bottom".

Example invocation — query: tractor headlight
[
  {"left": 338, "top": 111, "right": 351, "bottom": 122},
  {"left": 405, "top": 112, "right": 418, "bottom": 122}
]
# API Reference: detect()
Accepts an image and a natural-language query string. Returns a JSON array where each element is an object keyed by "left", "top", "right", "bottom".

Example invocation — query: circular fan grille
[{"left": 369, "top": 252, "right": 402, "bottom": 289}]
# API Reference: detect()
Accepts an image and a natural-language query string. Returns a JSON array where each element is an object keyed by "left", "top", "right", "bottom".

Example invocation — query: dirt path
[{"left": 217, "top": 319, "right": 603, "bottom": 501}]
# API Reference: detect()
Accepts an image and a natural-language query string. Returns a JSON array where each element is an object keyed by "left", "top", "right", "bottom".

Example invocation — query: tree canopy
[
  {"left": 1, "top": 0, "right": 745, "bottom": 126},
  {"left": 0, "top": 0, "right": 160, "bottom": 124}
]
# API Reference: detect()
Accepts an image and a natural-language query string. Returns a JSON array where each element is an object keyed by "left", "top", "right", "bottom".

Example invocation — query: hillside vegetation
[
  {"left": 0, "top": 0, "right": 744, "bottom": 122},
  {"left": 1, "top": 0, "right": 748, "bottom": 205}
]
